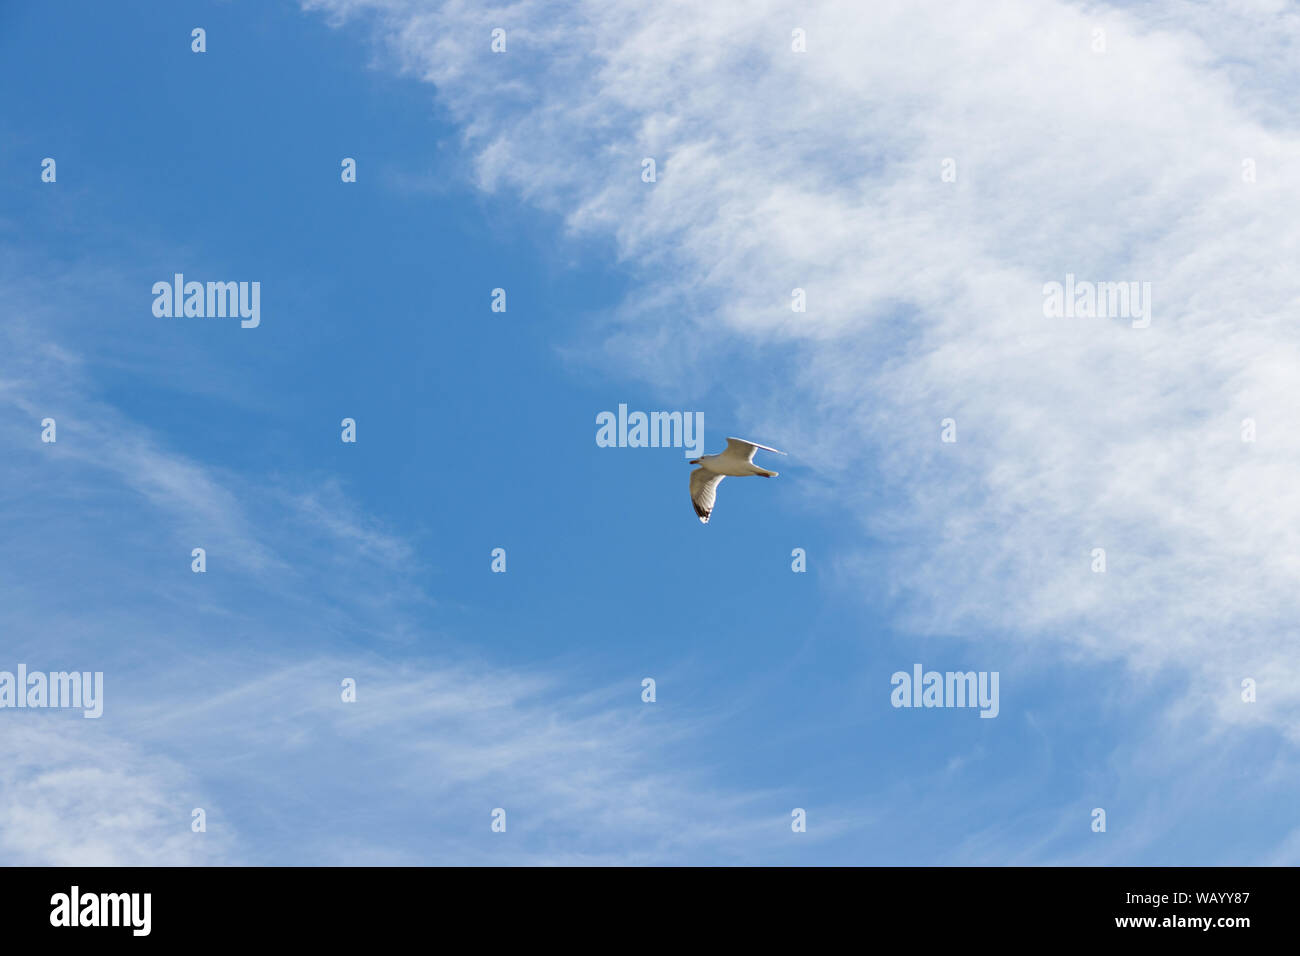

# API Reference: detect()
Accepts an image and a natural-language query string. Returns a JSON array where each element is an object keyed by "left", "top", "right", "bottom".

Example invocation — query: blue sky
[{"left": 1, "top": 0, "right": 1297, "bottom": 865}]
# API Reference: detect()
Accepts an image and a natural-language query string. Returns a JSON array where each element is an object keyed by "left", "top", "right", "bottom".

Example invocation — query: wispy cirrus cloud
[
  {"left": 113, "top": 655, "right": 825, "bottom": 865},
  {"left": 0, "top": 721, "right": 232, "bottom": 866}
]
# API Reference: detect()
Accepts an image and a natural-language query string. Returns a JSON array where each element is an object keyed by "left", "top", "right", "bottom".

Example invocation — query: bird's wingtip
[{"left": 727, "top": 436, "right": 787, "bottom": 455}]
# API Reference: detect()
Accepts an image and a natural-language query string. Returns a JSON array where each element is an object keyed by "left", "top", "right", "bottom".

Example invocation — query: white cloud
[
  {"left": 0, "top": 722, "right": 232, "bottom": 865},
  {"left": 113, "top": 656, "right": 816, "bottom": 865},
  {"left": 303, "top": 0, "right": 1300, "bottom": 740}
]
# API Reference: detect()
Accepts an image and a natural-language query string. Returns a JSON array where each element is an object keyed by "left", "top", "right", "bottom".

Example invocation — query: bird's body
[{"left": 689, "top": 437, "right": 785, "bottom": 524}]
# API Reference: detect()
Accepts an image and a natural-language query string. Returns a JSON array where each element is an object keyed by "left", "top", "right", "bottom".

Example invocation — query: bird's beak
[{"left": 688, "top": 459, "right": 699, "bottom": 464}]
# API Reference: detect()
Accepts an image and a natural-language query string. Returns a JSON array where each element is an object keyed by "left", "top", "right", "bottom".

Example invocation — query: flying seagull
[{"left": 689, "top": 437, "right": 786, "bottom": 524}]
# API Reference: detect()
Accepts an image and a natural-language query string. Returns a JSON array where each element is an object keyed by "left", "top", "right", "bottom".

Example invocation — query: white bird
[{"left": 688, "top": 437, "right": 786, "bottom": 524}]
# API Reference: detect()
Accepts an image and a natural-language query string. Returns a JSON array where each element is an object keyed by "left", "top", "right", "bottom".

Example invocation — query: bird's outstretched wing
[
  {"left": 724, "top": 437, "right": 786, "bottom": 463},
  {"left": 690, "top": 467, "right": 725, "bottom": 524}
]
